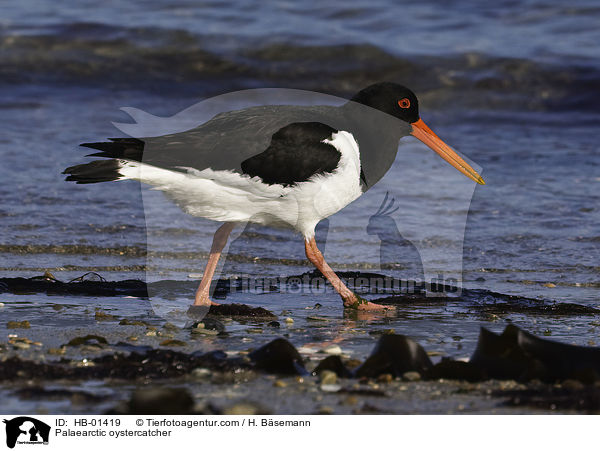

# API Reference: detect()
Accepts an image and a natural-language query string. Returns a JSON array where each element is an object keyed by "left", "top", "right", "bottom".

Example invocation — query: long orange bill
[{"left": 411, "top": 118, "right": 485, "bottom": 185}]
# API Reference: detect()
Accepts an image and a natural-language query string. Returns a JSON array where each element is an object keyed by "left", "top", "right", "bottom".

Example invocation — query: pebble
[
  {"left": 12, "top": 341, "right": 30, "bottom": 350},
  {"left": 145, "top": 330, "right": 157, "bottom": 337},
  {"left": 284, "top": 317, "right": 294, "bottom": 324},
  {"left": 163, "top": 322, "right": 180, "bottom": 331},
  {"left": 274, "top": 380, "right": 287, "bottom": 388},
  {"left": 377, "top": 373, "right": 393, "bottom": 383},
  {"left": 0, "top": 303, "right": 4, "bottom": 308},
  {"left": 323, "top": 345, "right": 342, "bottom": 356},
  {"left": 73, "top": 358, "right": 95, "bottom": 367},
  {"left": 318, "top": 406, "right": 334, "bottom": 414},
  {"left": 402, "top": 371, "right": 422, "bottom": 382},
  {"left": 543, "top": 283, "right": 557, "bottom": 288},
  {"left": 320, "top": 384, "right": 342, "bottom": 393},
  {"left": 191, "top": 368, "right": 211, "bottom": 379},
  {"left": 341, "top": 395, "right": 358, "bottom": 406},
  {"left": 7, "top": 321, "right": 30, "bottom": 329},
  {"left": 319, "top": 370, "right": 338, "bottom": 385},
  {"left": 94, "top": 310, "right": 117, "bottom": 321},
  {"left": 48, "top": 347, "right": 66, "bottom": 355}
]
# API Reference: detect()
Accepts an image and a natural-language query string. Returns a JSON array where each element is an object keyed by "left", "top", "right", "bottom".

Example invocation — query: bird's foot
[
  {"left": 188, "top": 296, "right": 221, "bottom": 317},
  {"left": 193, "top": 294, "right": 220, "bottom": 307},
  {"left": 343, "top": 293, "right": 394, "bottom": 311}
]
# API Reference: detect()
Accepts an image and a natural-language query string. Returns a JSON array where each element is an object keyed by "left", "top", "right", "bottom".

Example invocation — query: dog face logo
[{"left": 3, "top": 417, "right": 50, "bottom": 449}]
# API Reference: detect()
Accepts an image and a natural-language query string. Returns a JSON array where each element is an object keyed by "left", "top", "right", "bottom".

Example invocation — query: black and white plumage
[{"left": 64, "top": 82, "right": 484, "bottom": 310}]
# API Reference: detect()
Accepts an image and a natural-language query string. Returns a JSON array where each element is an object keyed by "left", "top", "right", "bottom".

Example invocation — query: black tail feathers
[
  {"left": 63, "top": 138, "right": 144, "bottom": 184},
  {"left": 80, "top": 137, "right": 144, "bottom": 161},
  {"left": 63, "top": 160, "right": 122, "bottom": 184}
]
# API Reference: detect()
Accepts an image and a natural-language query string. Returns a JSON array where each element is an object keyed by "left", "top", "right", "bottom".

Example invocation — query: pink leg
[
  {"left": 194, "top": 222, "right": 235, "bottom": 306},
  {"left": 304, "top": 237, "right": 391, "bottom": 311}
]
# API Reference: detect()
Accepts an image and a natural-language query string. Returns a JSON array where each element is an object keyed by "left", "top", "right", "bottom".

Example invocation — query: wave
[{"left": 1, "top": 22, "right": 599, "bottom": 112}]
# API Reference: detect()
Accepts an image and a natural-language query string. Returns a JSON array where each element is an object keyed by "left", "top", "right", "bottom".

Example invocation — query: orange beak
[{"left": 411, "top": 119, "right": 485, "bottom": 185}]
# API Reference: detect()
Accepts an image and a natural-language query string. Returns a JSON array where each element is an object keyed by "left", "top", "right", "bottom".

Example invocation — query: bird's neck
[{"left": 339, "top": 102, "right": 409, "bottom": 189}]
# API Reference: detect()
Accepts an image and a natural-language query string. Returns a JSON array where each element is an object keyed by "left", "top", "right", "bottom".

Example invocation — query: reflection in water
[{"left": 367, "top": 193, "right": 424, "bottom": 283}]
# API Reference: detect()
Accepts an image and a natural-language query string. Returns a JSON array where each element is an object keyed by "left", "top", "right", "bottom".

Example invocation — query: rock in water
[
  {"left": 471, "top": 325, "right": 600, "bottom": 383},
  {"left": 469, "top": 326, "right": 530, "bottom": 380},
  {"left": 249, "top": 338, "right": 307, "bottom": 375},
  {"left": 355, "top": 334, "right": 432, "bottom": 378}
]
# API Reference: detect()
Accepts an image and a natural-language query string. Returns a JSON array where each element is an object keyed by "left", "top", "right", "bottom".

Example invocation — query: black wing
[{"left": 241, "top": 122, "right": 341, "bottom": 186}]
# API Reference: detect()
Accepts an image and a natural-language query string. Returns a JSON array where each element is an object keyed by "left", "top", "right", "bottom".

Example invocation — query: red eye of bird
[{"left": 398, "top": 98, "right": 410, "bottom": 109}]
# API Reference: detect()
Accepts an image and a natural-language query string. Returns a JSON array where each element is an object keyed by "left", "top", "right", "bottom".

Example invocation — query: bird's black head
[{"left": 350, "top": 82, "right": 420, "bottom": 124}]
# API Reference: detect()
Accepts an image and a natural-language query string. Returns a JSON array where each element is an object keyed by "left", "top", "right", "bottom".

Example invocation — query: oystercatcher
[{"left": 63, "top": 82, "right": 484, "bottom": 311}]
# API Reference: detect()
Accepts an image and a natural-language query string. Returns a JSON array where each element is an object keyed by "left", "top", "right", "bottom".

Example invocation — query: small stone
[
  {"left": 320, "top": 384, "right": 342, "bottom": 392},
  {"left": 66, "top": 335, "right": 107, "bottom": 347},
  {"left": 267, "top": 321, "right": 280, "bottom": 328},
  {"left": 48, "top": 347, "right": 66, "bottom": 355},
  {"left": 543, "top": 283, "right": 556, "bottom": 288},
  {"left": 323, "top": 345, "right": 342, "bottom": 356},
  {"left": 341, "top": 395, "right": 358, "bottom": 406},
  {"left": 318, "top": 406, "right": 334, "bottom": 414},
  {"left": 7, "top": 321, "right": 30, "bottom": 329},
  {"left": 12, "top": 341, "right": 30, "bottom": 350},
  {"left": 319, "top": 370, "right": 338, "bottom": 385},
  {"left": 127, "top": 336, "right": 139, "bottom": 341},
  {"left": 377, "top": 373, "right": 393, "bottom": 383},
  {"left": 191, "top": 368, "right": 211, "bottom": 379},
  {"left": 274, "top": 380, "right": 287, "bottom": 388},
  {"left": 0, "top": 303, "right": 5, "bottom": 308},
  {"left": 284, "top": 317, "right": 294, "bottom": 324},
  {"left": 94, "top": 310, "right": 117, "bottom": 321},
  {"left": 145, "top": 330, "right": 157, "bottom": 337},
  {"left": 247, "top": 328, "right": 263, "bottom": 334},
  {"left": 402, "top": 371, "right": 421, "bottom": 382},
  {"left": 73, "top": 358, "right": 95, "bottom": 367}
]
